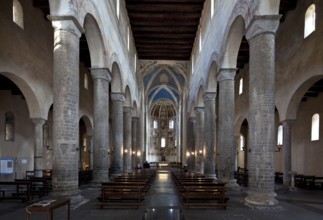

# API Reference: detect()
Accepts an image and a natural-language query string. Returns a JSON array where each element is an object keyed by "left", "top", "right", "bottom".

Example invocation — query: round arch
[
  {"left": 79, "top": 114, "right": 93, "bottom": 136},
  {"left": 124, "top": 86, "right": 132, "bottom": 107},
  {"left": 221, "top": 16, "right": 246, "bottom": 69},
  {"left": 111, "top": 62, "right": 123, "bottom": 93},
  {"left": 196, "top": 85, "right": 205, "bottom": 107},
  {"left": 83, "top": 13, "right": 107, "bottom": 68},
  {"left": 206, "top": 60, "right": 218, "bottom": 93},
  {"left": 286, "top": 75, "right": 323, "bottom": 120},
  {"left": 0, "top": 72, "right": 47, "bottom": 119}
]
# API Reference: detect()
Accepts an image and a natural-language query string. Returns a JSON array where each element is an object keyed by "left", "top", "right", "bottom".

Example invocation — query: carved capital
[
  {"left": 194, "top": 107, "right": 204, "bottom": 113},
  {"left": 217, "top": 68, "right": 237, "bottom": 82},
  {"left": 189, "top": 117, "right": 196, "bottom": 123},
  {"left": 282, "top": 119, "right": 296, "bottom": 128},
  {"left": 204, "top": 92, "right": 217, "bottom": 102},
  {"left": 31, "top": 118, "right": 46, "bottom": 126},
  {"left": 111, "top": 93, "right": 125, "bottom": 102},
  {"left": 90, "top": 68, "right": 112, "bottom": 82},
  {"left": 246, "top": 15, "right": 282, "bottom": 41},
  {"left": 123, "top": 107, "right": 133, "bottom": 113},
  {"left": 49, "top": 16, "right": 84, "bottom": 37}
]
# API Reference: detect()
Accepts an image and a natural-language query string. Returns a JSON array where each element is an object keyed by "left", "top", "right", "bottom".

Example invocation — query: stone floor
[{"left": 1, "top": 169, "right": 323, "bottom": 220}]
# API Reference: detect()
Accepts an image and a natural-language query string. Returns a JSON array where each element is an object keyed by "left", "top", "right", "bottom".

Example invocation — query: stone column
[
  {"left": 282, "top": 120, "right": 294, "bottom": 186},
  {"left": 217, "top": 69, "right": 237, "bottom": 187},
  {"left": 32, "top": 118, "right": 46, "bottom": 177},
  {"left": 87, "top": 135, "right": 93, "bottom": 170},
  {"left": 110, "top": 93, "right": 125, "bottom": 176},
  {"left": 194, "top": 107, "right": 205, "bottom": 174},
  {"left": 188, "top": 117, "right": 196, "bottom": 171},
  {"left": 90, "top": 68, "right": 111, "bottom": 183},
  {"left": 204, "top": 92, "right": 217, "bottom": 178},
  {"left": 51, "top": 19, "right": 82, "bottom": 199},
  {"left": 245, "top": 15, "right": 281, "bottom": 205},
  {"left": 123, "top": 107, "right": 132, "bottom": 172},
  {"left": 132, "top": 117, "right": 139, "bottom": 168}
]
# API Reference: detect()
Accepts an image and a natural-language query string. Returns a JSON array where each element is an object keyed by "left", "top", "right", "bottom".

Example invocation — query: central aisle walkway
[{"left": 142, "top": 169, "right": 184, "bottom": 219}]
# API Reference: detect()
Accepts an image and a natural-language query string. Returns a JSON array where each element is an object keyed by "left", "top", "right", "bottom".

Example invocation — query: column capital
[
  {"left": 31, "top": 118, "right": 46, "bottom": 126},
  {"left": 90, "top": 68, "right": 112, "bottom": 82},
  {"left": 123, "top": 106, "right": 133, "bottom": 113},
  {"left": 217, "top": 68, "right": 237, "bottom": 82},
  {"left": 111, "top": 93, "right": 125, "bottom": 102},
  {"left": 204, "top": 92, "right": 217, "bottom": 102},
  {"left": 189, "top": 117, "right": 196, "bottom": 123},
  {"left": 195, "top": 107, "right": 204, "bottom": 113},
  {"left": 48, "top": 16, "right": 84, "bottom": 37},
  {"left": 246, "top": 15, "right": 282, "bottom": 41},
  {"left": 132, "top": 116, "right": 139, "bottom": 121},
  {"left": 281, "top": 119, "right": 296, "bottom": 128}
]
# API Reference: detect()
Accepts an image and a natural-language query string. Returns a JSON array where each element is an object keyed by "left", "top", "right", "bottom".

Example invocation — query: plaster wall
[
  {"left": 0, "top": 0, "right": 53, "bottom": 119},
  {"left": 0, "top": 91, "right": 34, "bottom": 181},
  {"left": 292, "top": 92, "right": 323, "bottom": 176}
]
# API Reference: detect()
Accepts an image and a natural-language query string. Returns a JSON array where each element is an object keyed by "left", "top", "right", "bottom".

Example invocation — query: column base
[
  {"left": 50, "top": 189, "right": 84, "bottom": 205},
  {"left": 245, "top": 191, "right": 278, "bottom": 205},
  {"left": 92, "top": 169, "right": 109, "bottom": 184},
  {"left": 204, "top": 174, "right": 217, "bottom": 180},
  {"left": 289, "top": 186, "right": 297, "bottom": 191},
  {"left": 225, "top": 179, "right": 241, "bottom": 191}
]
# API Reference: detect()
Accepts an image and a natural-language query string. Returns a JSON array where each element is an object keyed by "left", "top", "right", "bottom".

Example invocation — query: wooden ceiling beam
[
  {"left": 126, "top": 4, "right": 203, "bottom": 13},
  {"left": 134, "top": 33, "right": 196, "bottom": 39}
]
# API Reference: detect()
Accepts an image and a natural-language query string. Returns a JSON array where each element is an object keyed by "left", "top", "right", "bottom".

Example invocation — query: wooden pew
[
  {"left": 98, "top": 183, "right": 145, "bottom": 208},
  {"left": 0, "top": 181, "right": 31, "bottom": 202},
  {"left": 182, "top": 185, "right": 227, "bottom": 208}
]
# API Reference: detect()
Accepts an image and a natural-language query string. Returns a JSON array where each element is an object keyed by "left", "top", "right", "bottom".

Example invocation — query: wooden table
[{"left": 25, "top": 198, "right": 70, "bottom": 220}]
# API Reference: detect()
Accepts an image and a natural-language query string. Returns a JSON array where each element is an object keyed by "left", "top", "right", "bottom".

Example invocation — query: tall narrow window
[
  {"left": 304, "top": 4, "right": 316, "bottom": 38},
  {"left": 191, "top": 55, "right": 194, "bottom": 74},
  {"left": 5, "top": 112, "right": 15, "bottom": 141},
  {"left": 127, "top": 26, "right": 130, "bottom": 51},
  {"left": 311, "top": 113, "right": 319, "bottom": 141},
  {"left": 239, "top": 78, "right": 243, "bottom": 95},
  {"left": 134, "top": 54, "right": 137, "bottom": 71},
  {"left": 277, "top": 125, "right": 283, "bottom": 145},
  {"left": 13, "top": 0, "right": 24, "bottom": 29},
  {"left": 169, "top": 119, "right": 174, "bottom": 129},
  {"left": 239, "top": 134, "right": 244, "bottom": 151},
  {"left": 211, "top": 0, "right": 214, "bottom": 18},
  {"left": 84, "top": 73, "right": 88, "bottom": 90},
  {"left": 161, "top": 137, "right": 166, "bottom": 148},
  {"left": 116, "top": 0, "right": 120, "bottom": 19},
  {"left": 199, "top": 32, "right": 202, "bottom": 52},
  {"left": 153, "top": 120, "right": 158, "bottom": 129}
]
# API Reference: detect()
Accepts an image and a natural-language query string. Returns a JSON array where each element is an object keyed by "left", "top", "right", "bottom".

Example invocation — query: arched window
[
  {"left": 161, "top": 137, "right": 166, "bottom": 148},
  {"left": 153, "top": 120, "right": 158, "bottom": 129},
  {"left": 169, "top": 119, "right": 174, "bottom": 129},
  {"left": 5, "top": 112, "right": 15, "bottom": 141},
  {"left": 84, "top": 73, "right": 88, "bottom": 90},
  {"left": 211, "top": 0, "right": 214, "bottom": 18},
  {"left": 239, "top": 78, "right": 243, "bottom": 95},
  {"left": 116, "top": 0, "right": 120, "bottom": 19},
  {"left": 239, "top": 134, "right": 244, "bottom": 151},
  {"left": 277, "top": 125, "right": 283, "bottom": 145},
  {"left": 311, "top": 113, "right": 319, "bottom": 141},
  {"left": 13, "top": 0, "right": 24, "bottom": 29},
  {"left": 304, "top": 4, "right": 316, "bottom": 38}
]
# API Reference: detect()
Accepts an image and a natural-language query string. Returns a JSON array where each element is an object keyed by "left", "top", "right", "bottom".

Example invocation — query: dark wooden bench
[
  {"left": 182, "top": 185, "right": 227, "bottom": 208},
  {"left": 0, "top": 181, "right": 31, "bottom": 202},
  {"left": 98, "top": 184, "right": 144, "bottom": 208}
]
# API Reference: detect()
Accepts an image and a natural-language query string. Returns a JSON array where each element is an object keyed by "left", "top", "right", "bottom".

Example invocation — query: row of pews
[
  {"left": 171, "top": 170, "right": 228, "bottom": 209},
  {"left": 0, "top": 170, "right": 52, "bottom": 202},
  {"left": 275, "top": 172, "right": 323, "bottom": 189},
  {"left": 98, "top": 169, "right": 156, "bottom": 208}
]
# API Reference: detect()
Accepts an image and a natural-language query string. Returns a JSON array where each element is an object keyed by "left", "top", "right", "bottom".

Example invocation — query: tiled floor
[{"left": 1, "top": 169, "right": 323, "bottom": 219}]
